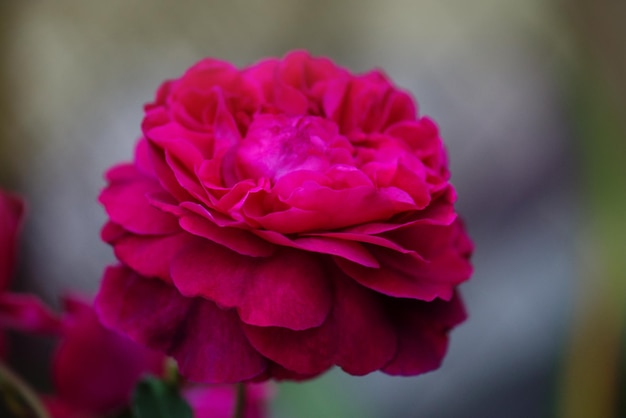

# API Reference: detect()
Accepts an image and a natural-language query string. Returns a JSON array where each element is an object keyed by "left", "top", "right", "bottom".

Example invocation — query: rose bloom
[
  {"left": 45, "top": 295, "right": 267, "bottom": 418},
  {"left": 0, "top": 189, "right": 59, "bottom": 357},
  {"left": 97, "top": 50, "right": 473, "bottom": 383}
]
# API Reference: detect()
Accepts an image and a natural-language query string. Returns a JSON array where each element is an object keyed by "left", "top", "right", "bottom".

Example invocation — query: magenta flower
[{"left": 96, "top": 50, "right": 473, "bottom": 383}]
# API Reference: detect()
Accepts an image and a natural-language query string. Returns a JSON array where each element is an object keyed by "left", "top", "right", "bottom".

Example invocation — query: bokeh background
[{"left": 1, "top": 1, "right": 625, "bottom": 417}]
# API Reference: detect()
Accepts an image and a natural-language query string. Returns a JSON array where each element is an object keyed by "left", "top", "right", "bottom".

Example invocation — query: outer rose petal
[
  {"left": 0, "top": 191, "right": 24, "bottom": 291},
  {"left": 335, "top": 219, "right": 473, "bottom": 302},
  {"left": 243, "top": 274, "right": 396, "bottom": 376},
  {"left": 335, "top": 250, "right": 458, "bottom": 301},
  {"left": 95, "top": 265, "right": 267, "bottom": 383},
  {"left": 99, "top": 172, "right": 180, "bottom": 235},
  {"left": 332, "top": 276, "right": 397, "bottom": 375},
  {"left": 243, "top": 319, "right": 335, "bottom": 376},
  {"left": 171, "top": 243, "right": 332, "bottom": 330},
  {"left": 383, "top": 292, "right": 466, "bottom": 375},
  {"left": 179, "top": 214, "right": 275, "bottom": 257},
  {"left": 252, "top": 228, "right": 380, "bottom": 266},
  {"left": 111, "top": 232, "right": 193, "bottom": 282}
]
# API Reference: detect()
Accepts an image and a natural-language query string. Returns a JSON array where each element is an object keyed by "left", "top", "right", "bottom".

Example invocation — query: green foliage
[{"left": 130, "top": 376, "right": 193, "bottom": 418}]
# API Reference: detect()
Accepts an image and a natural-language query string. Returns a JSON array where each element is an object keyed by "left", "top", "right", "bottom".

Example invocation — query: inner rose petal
[{"left": 234, "top": 114, "right": 352, "bottom": 182}]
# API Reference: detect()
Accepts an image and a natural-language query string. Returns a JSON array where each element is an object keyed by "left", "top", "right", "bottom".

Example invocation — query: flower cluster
[{"left": 96, "top": 50, "right": 473, "bottom": 383}]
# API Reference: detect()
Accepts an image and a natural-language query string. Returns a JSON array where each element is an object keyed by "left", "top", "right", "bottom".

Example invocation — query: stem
[
  {"left": 232, "top": 383, "right": 246, "bottom": 418},
  {"left": 0, "top": 361, "right": 50, "bottom": 418},
  {"left": 163, "top": 357, "right": 180, "bottom": 388}
]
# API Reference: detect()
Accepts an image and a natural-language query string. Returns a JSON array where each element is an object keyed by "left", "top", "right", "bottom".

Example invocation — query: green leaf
[{"left": 131, "top": 376, "right": 193, "bottom": 418}]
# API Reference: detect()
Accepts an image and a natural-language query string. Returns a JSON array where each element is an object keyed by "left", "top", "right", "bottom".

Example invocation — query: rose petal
[
  {"left": 101, "top": 221, "right": 126, "bottom": 243},
  {"left": 381, "top": 223, "right": 460, "bottom": 261},
  {"left": 251, "top": 230, "right": 378, "bottom": 267},
  {"left": 243, "top": 274, "right": 396, "bottom": 376},
  {"left": 176, "top": 58, "right": 240, "bottom": 94},
  {"left": 171, "top": 243, "right": 332, "bottom": 330},
  {"left": 272, "top": 78, "right": 309, "bottom": 115},
  {"left": 96, "top": 265, "right": 267, "bottom": 383},
  {"left": 383, "top": 293, "right": 466, "bottom": 375},
  {"left": 242, "top": 184, "right": 416, "bottom": 234},
  {"left": 180, "top": 201, "right": 246, "bottom": 228},
  {"left": 105, "top": 164, "right": 142, "bottom": 183},
  {"left": 134, "top": 136, "right": 156, "bottom": 176},
  {"left": 335, "top": 245, "right": 470, "bottom": 301},
  {"left": 146, "top": 142, "right": 195, "bottom": 202},
  {"left": 303, "top": 231, "right": 415, "bottom": 255},
  {"left": 179, "top": 214, "right": 275, "bottom": 257},
  {"left": 164, "top": 149, "right": 210, "bottom": 203},
  {"left": 148, "top": 122, "right": 209, "bottom": 163},
  {"left": 99, "top": 176, "right": 179, "bottom": 235},
  {"left": 172, "top": 298, "right": 267, "bottom": 383},
  {"left": 243, "top": 320, "right": 335, "bottom": 376},
  {"left": 333, "top": 276, "right": 397, "bottom": 375},
  {"left": 112, "top": 232, "right": 193, "bottom": 282}
]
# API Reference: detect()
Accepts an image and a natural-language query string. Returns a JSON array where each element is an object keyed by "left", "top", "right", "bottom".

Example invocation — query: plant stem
[
  {"left": 0, "top": 361, "right": 50, "bottom": 418},
  {"left": 232, "top": 383, "right": 246, "bottom": 418},
  {"left": 163, "top": 357, "right": 180, "bottom": 388}
]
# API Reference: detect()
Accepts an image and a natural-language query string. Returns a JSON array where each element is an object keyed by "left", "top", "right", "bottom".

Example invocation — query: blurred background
[{"left": 1, "top": 0, "right": 624, "bottom": 417}]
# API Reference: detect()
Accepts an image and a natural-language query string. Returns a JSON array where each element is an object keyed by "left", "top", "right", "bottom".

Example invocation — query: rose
[
  {"left": 44, "top": 296, "right": 268, "bottom": 418},
  {"left": 96, "top": 50, "right": 473, "bottom": 383},
  {"left": 0, "top": 190, "right": 59, "bottom": 357}
]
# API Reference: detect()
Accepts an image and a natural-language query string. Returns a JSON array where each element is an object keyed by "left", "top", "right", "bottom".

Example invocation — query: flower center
[{"left": 234, "top": 114, "right": 352, "bottom": 182}]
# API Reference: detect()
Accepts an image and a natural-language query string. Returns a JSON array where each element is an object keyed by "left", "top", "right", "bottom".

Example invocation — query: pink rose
[
  {"left": 0, "top": 190, "right": 59, "bottom": 357},
  {"left": 96, "top": 50, "right": 473, "bottom": 383}
]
